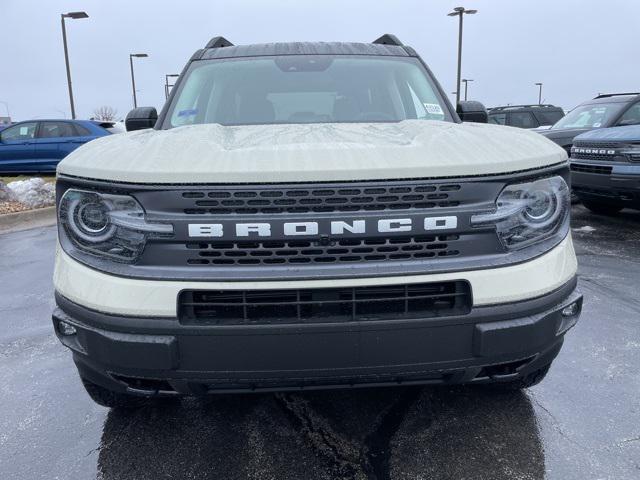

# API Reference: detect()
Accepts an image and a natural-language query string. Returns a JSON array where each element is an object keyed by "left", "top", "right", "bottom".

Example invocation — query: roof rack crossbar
[
  {"left": 594, "top": 92, "right": 640, "bottom": 99},
  {"left": 372, "top": 34, "right": 403, "bottom": 46},
  {"left": 205, "top": 36, "right": 234, "bottom": 49},
  {"left": 489, "top": 104, "right": 559, "bottom": 110}
]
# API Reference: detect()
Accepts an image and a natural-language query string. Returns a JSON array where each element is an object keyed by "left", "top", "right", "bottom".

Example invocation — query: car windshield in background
[
  {"left": 551, "top": 103, "right": 624, "bottom": 130},
  {"left": 165, "top": 55, "right": 452, "bottom": 127}
]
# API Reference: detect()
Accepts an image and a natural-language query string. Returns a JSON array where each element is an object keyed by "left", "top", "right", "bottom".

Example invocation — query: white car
[{"left": 52, "top": 35, "right": 582, "bottom": 408}]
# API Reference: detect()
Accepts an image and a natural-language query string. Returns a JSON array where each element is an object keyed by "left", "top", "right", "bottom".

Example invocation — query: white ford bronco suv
[{"left": 52, "top": 35, "right": 582, "bottom": 408}]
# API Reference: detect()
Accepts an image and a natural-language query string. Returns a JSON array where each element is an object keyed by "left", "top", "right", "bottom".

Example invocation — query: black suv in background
[
  {"left": 488, "top": 105, "right": 564, "bottom": 129},
  {"left": 540, "top": 93, "right": 640, "bottom": 154}
]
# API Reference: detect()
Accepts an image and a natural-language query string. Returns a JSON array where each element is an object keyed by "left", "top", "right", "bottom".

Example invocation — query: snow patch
[
  {"left": 0, "top": 181, "right": 17, "bottom": 202},
  {"left": 6, "top": 178, "right": 55, "bottom": 209}
]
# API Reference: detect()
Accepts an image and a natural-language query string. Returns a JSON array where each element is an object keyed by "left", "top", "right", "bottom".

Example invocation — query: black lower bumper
[
  {"left": 571, "top": 162, "right": 640, "bottom": 207},
  {"left": 52, "top": 278, "right": 582, "bottom": 396}
]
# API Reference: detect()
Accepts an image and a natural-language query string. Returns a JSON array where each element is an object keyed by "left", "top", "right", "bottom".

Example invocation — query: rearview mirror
[
  {"left": 125, "top": 107, "right": 158, "bottom": 131},
  {"left": 456, "top": 101, "right": 488, "bottom": 123}
]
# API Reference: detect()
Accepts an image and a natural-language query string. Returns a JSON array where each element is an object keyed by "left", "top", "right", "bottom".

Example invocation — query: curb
[{"left": 0, "top": 206, "right": 57, "bottom": 234}]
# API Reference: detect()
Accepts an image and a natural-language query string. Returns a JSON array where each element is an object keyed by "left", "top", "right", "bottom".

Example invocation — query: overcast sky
[{"left": 1, "top": 0, "right": 638, "bottom": 121}]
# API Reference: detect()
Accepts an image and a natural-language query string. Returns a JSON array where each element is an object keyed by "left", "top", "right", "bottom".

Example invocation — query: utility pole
[
  {"left": 535, "top": 82, "right": 543, "bottom": 105},
  {"left": 61, "top": 11, "right": 89, "bottom": 119},
  {"left": 129, "top": 53, "right": 149, "bottom": 108},
  {"left": 448, "top": 7, "right": 477, "bottom": 105},
  {"left": 165, "top": 74, "right": 180, "bottom": 100},
  {"left": 462, "top": 78, "right": 474, "bottom": 101}
]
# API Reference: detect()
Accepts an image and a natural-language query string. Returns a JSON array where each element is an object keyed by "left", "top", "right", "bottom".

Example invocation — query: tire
[
  {"left": 581, "top": 200, "right": 623, "bottom": 216},
  {"left": 486, "top": 364, "right": 551, "bottom": 392},
  {"left": 81, "top": 377, "right": 147, "bottom": 409}
]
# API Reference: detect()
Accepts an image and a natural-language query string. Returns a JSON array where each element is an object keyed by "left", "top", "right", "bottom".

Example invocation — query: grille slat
[
  {"left": 179, "top": 281, "right": 472, "bottom": 325},
  {"left": 570, "top": 163, "right": 612, "bottom": 175},
  {"left": 187, "top": 235, "right": 461, "bottom": 266},
  {"left": 181, "top": 183, "right": 463, "bottom": 215}
]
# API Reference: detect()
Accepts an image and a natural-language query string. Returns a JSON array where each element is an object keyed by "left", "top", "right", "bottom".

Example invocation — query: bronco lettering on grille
[{"left": 188, "top": 216, "right": 458, "bottom": 238}]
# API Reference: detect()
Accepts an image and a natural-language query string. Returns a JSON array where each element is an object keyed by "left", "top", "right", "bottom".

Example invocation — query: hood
[
  {"left": 539, "top": 127, "right": 591, "bottom": 144},
  {"left": 575, "top": 125, "right": 640, "bottom": 143},
  {"left": 58, "top": 120, "right": 566, "bottom": 184}
]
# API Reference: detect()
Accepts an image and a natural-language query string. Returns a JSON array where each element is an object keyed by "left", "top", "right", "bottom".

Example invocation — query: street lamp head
[
  {"left": 535, "top": 82, "right": 543, "bottom": 86},
  {"left": 131, "top": 53, "right": 149, "bottom": 58},
  {"left": 64, "top": 11, "right": 89, "bottom": 19},
  {"left": 462, "top": 78, "right": 474, "bottom": 83},
  {"left": 448, "top": 7, "right": 478, "bottom": 16}
]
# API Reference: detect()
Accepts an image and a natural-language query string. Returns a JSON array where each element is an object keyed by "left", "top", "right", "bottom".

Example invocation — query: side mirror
[
  {"left": 456, "top": 101, "right": 488, "bottom": 123},
  {"left": 125, "top": 107, "right": 158, "bottom": 132}
]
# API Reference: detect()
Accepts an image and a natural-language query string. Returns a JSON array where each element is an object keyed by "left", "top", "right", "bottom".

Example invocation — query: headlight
[
  {"left": 471, "top": 176, "right": 570, "bottom": 250},
  {"left": 620, "top": 144, "right": 640, "bottom": 162},
  {"left": 59, "top": 189, "right": 173, "bottom": 263}
]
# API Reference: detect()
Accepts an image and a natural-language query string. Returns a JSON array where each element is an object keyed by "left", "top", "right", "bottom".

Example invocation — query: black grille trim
[
  {"left": 573, "top": 141, "right": 620, "bottom": 149},
  {"left": 570, "top": 163, "right": 612, "bottom": 175},
  {"left": 185, "top": 234, "right": 462, "bottom": 266},
  {"left": 180, "top": 183, "right": 463, "bottom": 215},
  {"left": 571, "top": 153, "right": 622, "bottom": 162},
  {"left": 178, "top": 281, "right": 472, "bottom": 325}
]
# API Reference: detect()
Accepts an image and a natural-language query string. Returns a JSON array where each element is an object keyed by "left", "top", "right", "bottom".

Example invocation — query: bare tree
[{"left": 92, "top": 106, "right": 118, "bottom": 122}]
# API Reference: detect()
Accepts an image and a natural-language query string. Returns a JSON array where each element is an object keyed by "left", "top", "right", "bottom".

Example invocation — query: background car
[
  {"left": 539, "top": 93, "right": 640, "bottom": 155},
  {"left": 487, "top": 104, "right": 565, "bottom": 129},
  {"left": 0, "top": 119, "right": 111, "bottom": 173},
  {"left": 570, "top": 124, "right": 640, "bottom": 215}
]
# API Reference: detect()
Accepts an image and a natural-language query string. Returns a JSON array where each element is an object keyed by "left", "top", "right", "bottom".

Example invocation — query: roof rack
[
  {"left": 205, "top": 36, "right": 234, "bottom": 49},
  {"left": 594, "top": 92, "right": 640, "bottom": 99},
  {"left": 488, "top": 104, "right": 560, "bottom": 111},
  {"left": 372, "top": 34, "right": 404, "bottom": 46}
]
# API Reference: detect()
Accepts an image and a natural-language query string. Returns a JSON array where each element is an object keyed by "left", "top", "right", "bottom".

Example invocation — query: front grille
[
  {"left": 178, "top": 281, "right": 472, "bottom": 325},
  {"left": 573, "top": 141, "right": 619, "bottom": 149},
  {"left": 570, "top": 163, "right": 612, "bottom": 175},
  {"left": 571, "top": 152, "right": 620, "bottom": 162},
  {"left": 184, "top": 234, "right": 462, "bottom": 266},
  {"left": 180, "top": 183, "right": 463, "bottom": 215}
]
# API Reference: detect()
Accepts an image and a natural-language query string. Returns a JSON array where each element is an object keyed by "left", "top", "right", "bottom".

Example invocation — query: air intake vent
[
  {"left": 570, "top": 163, "right": 612, "bottom": 175},
  {"left": 178, "top": 281, "right": 471, "bottom": 325}
]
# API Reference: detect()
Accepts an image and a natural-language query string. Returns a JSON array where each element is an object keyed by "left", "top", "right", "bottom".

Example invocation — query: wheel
[
  {"left": 581, "top": 200, "right": 623, "bottom": 216},
  {"left": 485, "top": 364, "right": 551, "bottom": 392},
  {"left": 81, "top": 377, "right": 147, "bottom": 409}
]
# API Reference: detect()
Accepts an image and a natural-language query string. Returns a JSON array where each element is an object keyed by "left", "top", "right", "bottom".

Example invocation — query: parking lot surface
[{"left": 1, "top": 205, "right": 639, "bottom": 480}]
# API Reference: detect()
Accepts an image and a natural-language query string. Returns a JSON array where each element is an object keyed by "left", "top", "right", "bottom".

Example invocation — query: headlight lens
[
  {"left": 621, "top": 144, "right": 640, "bottom": 162},
  {"left": 59, "top": 189, "right": 173, "bottom": 263},
  {"left": 471, "top": 176, "right": 570, "bottom": 250}
]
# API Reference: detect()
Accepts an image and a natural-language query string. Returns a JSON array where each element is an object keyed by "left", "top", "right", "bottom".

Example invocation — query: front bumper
[
  {"left": 53, "top": 278, "right": 582, "bottom": 395},
  {"left": 571, "top": 161, "right": 640, "bottom": 207}
]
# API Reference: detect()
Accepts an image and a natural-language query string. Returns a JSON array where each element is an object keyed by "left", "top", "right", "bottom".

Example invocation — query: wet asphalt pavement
[{"left": 0, "top": 205, "right": 639, "bottom": 480}]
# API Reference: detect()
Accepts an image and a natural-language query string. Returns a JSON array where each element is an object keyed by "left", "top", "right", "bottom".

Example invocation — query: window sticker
[
  {"left": 177, "top": 109, "right": 198, "bottom": 117},
  {"left": 593, "top": 122, "right": 602, "bottom": 128},
  {"left": 423, "top": 103, "right": 444, "bottom": 115}
]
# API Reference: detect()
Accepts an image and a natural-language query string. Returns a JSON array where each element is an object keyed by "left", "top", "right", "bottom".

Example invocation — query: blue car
[
  {"left": 570, "top": 124, "right": 640, "bottom": 214},
  {"left": 0, "top": 120, "right": 112, "bottom": 173}
]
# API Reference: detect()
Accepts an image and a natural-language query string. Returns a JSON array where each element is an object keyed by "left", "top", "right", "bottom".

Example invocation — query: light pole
[
  {"left": 448, "top": 6, "right": 477, "bottom": 105},
  {"left": 462, "top": 78, "right": 474, "bottom": 101},
  {"left": 535, "top": 82, "right": 543, "bottom": 105},
  {"left": 129, "top": 53, "right": 149, "bottom": 108},
  {"left": 61, "top": 11, "right": 88, "bottom": 119},
  {"left": 165, "top": 74, "right": 180, "bottom": 100}
]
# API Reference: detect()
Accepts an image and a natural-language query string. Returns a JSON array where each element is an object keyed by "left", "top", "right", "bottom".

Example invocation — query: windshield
[
  {"left": 163, "top": 55, "right": 452, "bottom": 128},
  {"left": 551, "top": 102, "right": 624, "bottom": 130}
]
